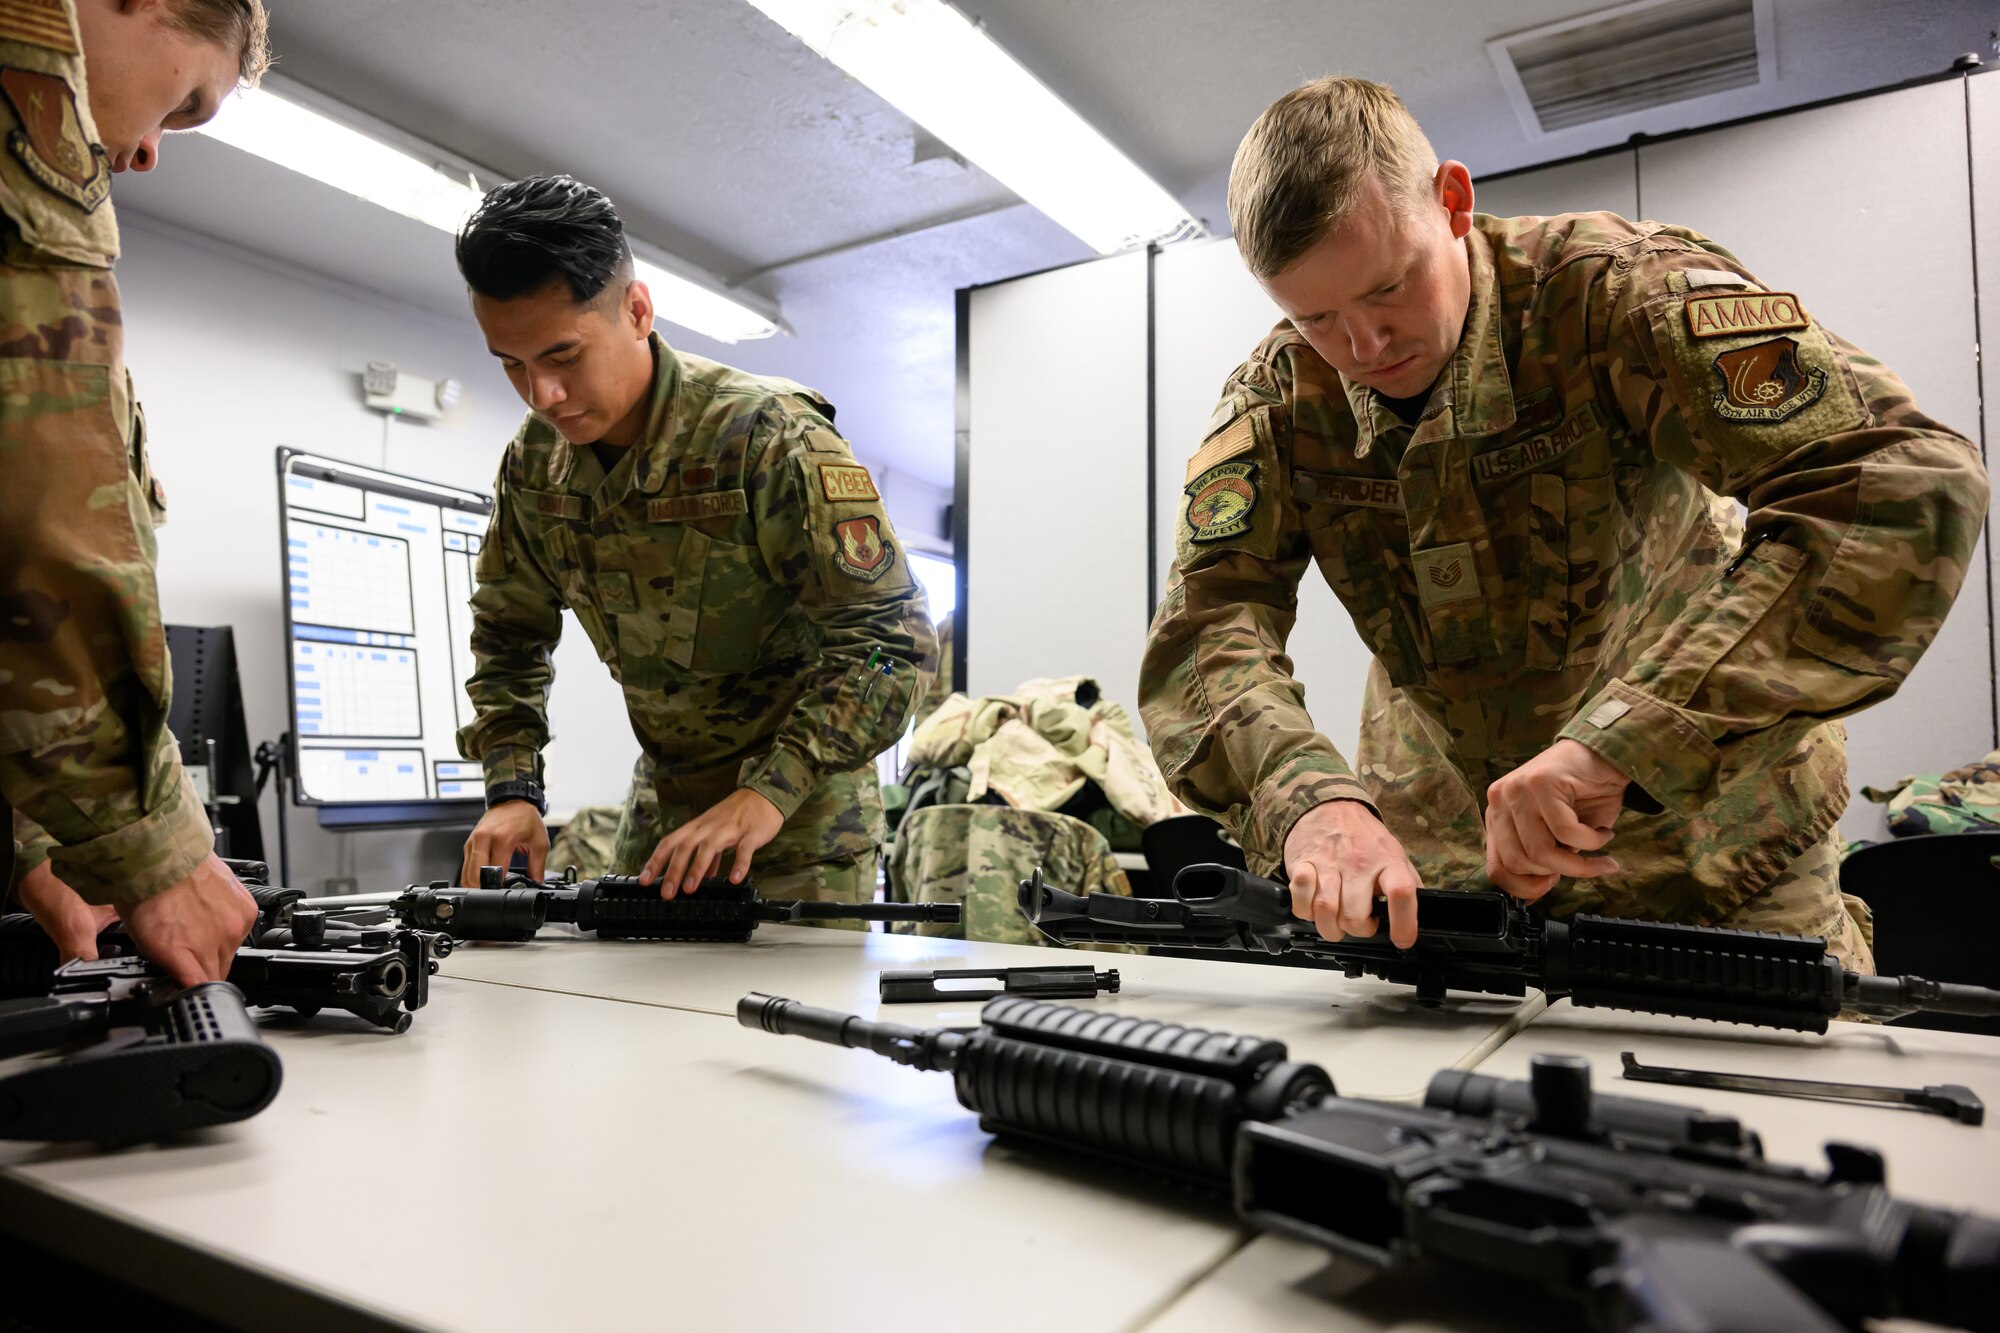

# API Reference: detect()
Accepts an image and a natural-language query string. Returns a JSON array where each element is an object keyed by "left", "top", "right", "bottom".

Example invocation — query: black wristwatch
[{"left": 485, "top": 779, "right": 548, "bottom": 815}]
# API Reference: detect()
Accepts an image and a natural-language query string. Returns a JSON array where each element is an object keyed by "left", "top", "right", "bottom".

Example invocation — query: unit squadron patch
[
  {"left": 1685, "top": 290, "right": 1809, "bottom": 340},
  {"left": 1184, "top": 460, "right": 1258, "bottom": 543},
  {"left": 0, "top": 68, "right": 108, "bottom": 211},
  {"left": 833, "top": 516, "right": 893, "bottom": 581},
  {"left": 0, "top": 0, "right": 77, "bottom": 53},
  {"left": 1711, "top": 337, "right": 1826, "bottom": 423}
]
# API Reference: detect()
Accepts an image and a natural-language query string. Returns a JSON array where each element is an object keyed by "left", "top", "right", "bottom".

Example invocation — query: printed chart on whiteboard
[{"left": 277, "top": 449, "right": 493, "bottom": 807}]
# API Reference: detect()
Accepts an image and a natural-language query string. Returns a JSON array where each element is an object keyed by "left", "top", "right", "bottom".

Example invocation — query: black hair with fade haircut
[{"left": 456, "top": 174, "right": 633, "bottom": 304}]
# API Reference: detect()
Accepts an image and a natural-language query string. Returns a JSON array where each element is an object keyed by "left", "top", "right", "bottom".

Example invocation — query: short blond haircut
[
  {"left": 1228, "top": 77, "right": 1440, "bottom": 280},
  {"left": 165, "top": 0, "right": 272, "bottom": 86}
]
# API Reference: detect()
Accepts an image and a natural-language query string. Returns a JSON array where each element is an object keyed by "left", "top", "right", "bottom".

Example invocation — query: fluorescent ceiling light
[
  {"left": 196, "top": 86, "right": 780, "bottom": 343},
  {"left": 742, "top": 0, "right": 1198, "bottom": 255}
]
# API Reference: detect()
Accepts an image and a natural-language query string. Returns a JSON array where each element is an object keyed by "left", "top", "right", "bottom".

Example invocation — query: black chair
[
  {"left": 1839, "top": 832, "right": 2000, "bottom": 1036},
  {"left": 1139, "top": 814, "right": 1246, "bottom": 900}
]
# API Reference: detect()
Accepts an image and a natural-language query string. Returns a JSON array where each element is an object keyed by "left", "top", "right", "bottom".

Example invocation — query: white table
[
  {"left": 2, "top": 937, "right": 1992, "bottom": 1333},
  {"left": 435, "top": 924, "right": 1541, "bottom": 1098}
]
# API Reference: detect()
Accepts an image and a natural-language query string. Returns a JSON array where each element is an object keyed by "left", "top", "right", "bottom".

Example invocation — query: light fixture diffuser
[
  {"left": 196, "top": 86, "right": 780, "bottom": 343},
  {"left": 741, "top": 0, "right": 1199, "bottom": 255}
]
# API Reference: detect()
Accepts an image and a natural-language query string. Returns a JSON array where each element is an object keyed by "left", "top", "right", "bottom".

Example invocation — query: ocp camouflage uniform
[
  {"left": 888, "top": 804, "right": 1135, "bottom": 950},
  {"left": 0, "top": 0, "right": 213, "bottom": 907},
  {"left": 546, "top": 804, "right": 622, "bottom": 880},
  {"left": 459, "top": 333, "right": 937, "bottom": 911},
  {"left": 1142, "top": 212, "right": 1990, "bottom": 971}
]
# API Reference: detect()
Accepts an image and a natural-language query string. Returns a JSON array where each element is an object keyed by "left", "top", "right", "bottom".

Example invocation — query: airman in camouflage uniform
[
  {"left": 1, "top": 0, "right": 268, "bottom": 984},
  {"left": 1142, "top": 80, "right": 1986, "bottom": 970},
  {"left": 459, "top": 330, "right": 936, "bottom": 906}
]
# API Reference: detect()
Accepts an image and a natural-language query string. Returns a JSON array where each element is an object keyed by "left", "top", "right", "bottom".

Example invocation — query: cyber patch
[
  {"left": 1710, "top": 337, "right": 1826, "bottom": 423},
  {"left": 1184, "top": 460, "right": 1258, "bottom": 543},
  {"left": 834, "top": 515, "right": 894, "bottom": 582},
  {"left": 1685, "top": 290, "right": 1809, "bottom": 339},
  {"left": 0, "top": 0, "right": 76, "bottom": 53},
  {"left": 0, "top": 67, "right": 108, "bottom": 211},
  {"left": 818, "top": 463, "right": 880, "bottom": 503}
]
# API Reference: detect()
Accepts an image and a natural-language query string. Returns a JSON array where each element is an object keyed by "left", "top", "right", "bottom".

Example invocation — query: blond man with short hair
[
  {"left": 1, "top": 0, "right": 272, "bottom": 984},
  {"left": 1140, "top": 77, "right": 1987, "bottom": 965}
]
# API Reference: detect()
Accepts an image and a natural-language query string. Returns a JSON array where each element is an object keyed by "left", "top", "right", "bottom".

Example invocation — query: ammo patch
[
  {"left": 0, "top": 67, "right": 107, "bottom": 211},
  {"left": 1686, "top": 290, "right": 1808, "bottom": 340},
  {"left": 1411, "top": 542, "right": 1480, "bottom": 608},
  {"left": 649, "top": 490, "right": 749, "bottom": 523},
  {"left": 1293, "top": 472, "right": 1402, "bottom": 510},
  {"left": 1472, "top": 403, "right": 1601, "bottom": 485},
  {"left": 0, "top": 0, "right": 76, "bottom": 53},
  {"left": 1711, "top": 337, "right": 1826, "bottom": 423},
  {"left": 527, "top": 489, "right": 585, "bottom": 519},
  {"left": 1184, "top": 412, "right": 1256, "bottom": 484},
  {"left": 1184, "top": 460, "right": 1258, "bottom": 543},
  {"left": 818, "top": 463, "right": 880, "bottom": 504},
  {"left": 834, "top": 515, "right": 894, "bottom": 582}
]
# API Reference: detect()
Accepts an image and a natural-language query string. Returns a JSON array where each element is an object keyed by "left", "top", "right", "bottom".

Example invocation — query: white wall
[
  {"left": 1472, "top": 151, "right": 1639, "bottom": 222},
  {"left": 118, "top": 215, "right": 639, "bottom": 891},
  {"left": 966, "top": 253, "right": 1150, "bottom": 710}
]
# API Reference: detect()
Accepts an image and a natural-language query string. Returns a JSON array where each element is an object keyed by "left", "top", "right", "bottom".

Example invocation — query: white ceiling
[{"left": 113, "top": 0, "right": 1994, "bottom": 489}]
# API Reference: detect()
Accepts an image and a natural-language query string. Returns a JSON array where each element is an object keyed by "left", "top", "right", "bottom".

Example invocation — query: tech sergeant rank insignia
[{"left": 1185, "top": 460, "right": 1258, "bottom": 543}]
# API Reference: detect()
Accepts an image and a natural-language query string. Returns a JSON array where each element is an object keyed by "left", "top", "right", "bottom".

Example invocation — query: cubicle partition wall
[{"left": 960, "top": 70, "right": 1999, "bottom": 838}]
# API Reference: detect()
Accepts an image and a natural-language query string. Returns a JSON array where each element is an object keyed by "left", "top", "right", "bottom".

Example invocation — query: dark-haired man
[
  {"left": 2, "top": 0, "right": 272, "bottom": 985},
  {"left": 452, "top": 175, "right": 936, "bottom": 911}
]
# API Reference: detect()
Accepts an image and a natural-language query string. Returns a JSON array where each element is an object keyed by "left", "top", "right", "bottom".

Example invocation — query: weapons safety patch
[
  {"left": 833, "top": 515, "right": 894, "bottom": 582},
  {"left": 1711, "top": 337, "right": 1826, "bottom": 423},
  {"left": 1685, "top": 290, "right": 1809, "bottom": 339},
  {"left": 0, "top": 0, "right": 76, "bottom": 53},
  {"left": 0, "top": 68, "right": 107, "bottom": 211},
  {"left": 818, "top": 463, "right": 880, "bottom": 503},
  {"left": 1184, "top": 460, "right": 1258, "bottom": 543}
]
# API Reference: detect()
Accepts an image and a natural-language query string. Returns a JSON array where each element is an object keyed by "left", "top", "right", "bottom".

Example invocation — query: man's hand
[
  {"left": 16, "top": 861, "right": 118, "bottom": 963},
  {"left": 1283, "top": 799, "right": 1423, "bottom": 949},
  {"left": 1483, "top": 738, "right": 1629, "bottom": 901},
  {"left": 640, "top": 788, "right": 784, "bottom": 897},
  {"left": 461, "top": 800, "right": 549, "bottom": 887},
  {"left": 120, "top": 854, "right": 260, "bottom": 987}
]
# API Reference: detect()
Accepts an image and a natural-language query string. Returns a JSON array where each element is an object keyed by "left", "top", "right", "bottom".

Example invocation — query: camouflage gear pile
[
  {"left": 909, "top": 676, "right": 1185, "bottom": 828},
  {"left": 887, "top": 804, "right": 1133, "bottom": 948},
  {"left": 1861, "top": 750, "right": 2000, "bottom": 839},
  {"left": 0, "top": 0, "right": 214, "bottom": 907},
  {"left": 1142, "top": 212, "right": 1987, "bottom": 936},
  {"left": 458, "top": 333, "right": 936, "bottom": 884},
  {"left": 547, "top": 805, "right": 621, "bottom": 880}
]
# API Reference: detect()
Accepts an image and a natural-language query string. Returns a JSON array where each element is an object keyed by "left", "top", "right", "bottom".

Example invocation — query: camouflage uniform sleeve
[
  {"left": 1559, "top": 241, "right": 1990, "bottom": 814},
  {"left": 0, "top": 263, "right": 214, "bottom": 906},
  {"left": 455, "top": 455, "right": 566, "bottom": 789},
  {"left": 736, "top": 408, "right": 938, "bottom": 820},
  {"left": 1138, "top": 355, "right": 1372, "bottom": 873}
]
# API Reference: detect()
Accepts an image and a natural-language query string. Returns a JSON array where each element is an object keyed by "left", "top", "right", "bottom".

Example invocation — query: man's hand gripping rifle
[
  {"left": 737, "top": 991, "right": 2000, "bottom": 1333},
  {"left": 1018, "top": 864, "right": 2000, "bottom": 1034}
]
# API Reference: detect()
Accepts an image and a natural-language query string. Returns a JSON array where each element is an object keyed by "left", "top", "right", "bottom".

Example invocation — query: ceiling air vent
[{"left": 1488, "top": 0, "right": 1774, "bottom": 137}]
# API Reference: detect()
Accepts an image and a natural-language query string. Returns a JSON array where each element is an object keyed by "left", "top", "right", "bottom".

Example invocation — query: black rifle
[
  {"left": 738, "top": 992, "right": 1999, "bottom": 1333},
  {"left": 0, "top": 962, "right": 281, "bottom": 1141},
  {"left": 313, "top": 867, "right": 960, "bottom": 943},
  {"left": 0, "top": 892, "right": 447, "bottom": 1033},
  {"left": 1019, "top": 864, "right": 2000, "bottom": 1034}
]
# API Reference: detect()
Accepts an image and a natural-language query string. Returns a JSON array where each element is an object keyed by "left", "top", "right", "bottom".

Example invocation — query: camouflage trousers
[
  {"left": 887, "top": 804, "right": 1135, "bottom": 950},
  {"left": 1713, "top": 830, "right": 1874, "bottom": 973},
  {"left": 606, "top": 760, "right": 876, "bottom": 931}
]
